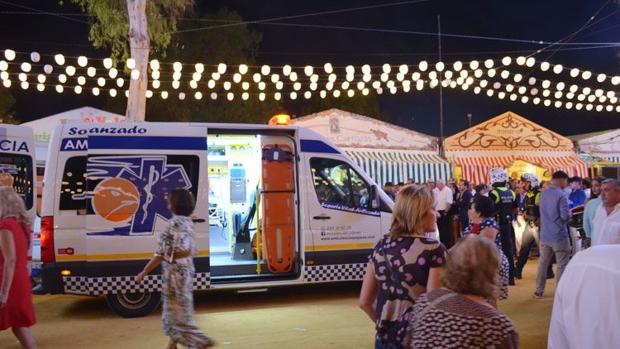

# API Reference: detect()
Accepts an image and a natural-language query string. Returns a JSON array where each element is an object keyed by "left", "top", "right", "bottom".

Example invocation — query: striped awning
[
  {"left": 344, "top": 149, "right": 452, "bottom": 185},
  {"left": 604, "top": 156, "right": 620, "bottom": 163},
  {"left": 446, "top": 153, "right": 588, "bottom": 185}
]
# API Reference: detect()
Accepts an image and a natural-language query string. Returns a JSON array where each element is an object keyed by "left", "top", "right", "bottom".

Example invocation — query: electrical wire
[
  {"left": 174, "top": 0, "right": 431, "bottom": 34},
  {"left": 0, "top": 0, "right": 89, "bottom": 25},
  {"left": 248, "top": 22, "right": 620, "bottom": 46}
]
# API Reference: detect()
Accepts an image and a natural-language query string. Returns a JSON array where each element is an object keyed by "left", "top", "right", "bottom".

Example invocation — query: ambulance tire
[{"left": 106, "top": 291, "right": 161, "bottom": 318}]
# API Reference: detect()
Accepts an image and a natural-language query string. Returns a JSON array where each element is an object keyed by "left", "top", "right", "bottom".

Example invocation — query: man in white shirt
[
  {"left": 548, "top": 245, "right": 620, "bottom": 349},
  {"left": 433, "top": 179, "right": 454, "bottom": 248},
  {"left": 591, "top": 179, "right": 620, "bottom": 246}
]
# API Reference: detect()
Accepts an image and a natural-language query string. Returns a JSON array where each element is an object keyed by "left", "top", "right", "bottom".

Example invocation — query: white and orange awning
[
  {"left": 446, "top": 151, "right": 588, "bottom": 185},
  {"left": 444, "top": 111, "right": 588, "bottom": 184}
]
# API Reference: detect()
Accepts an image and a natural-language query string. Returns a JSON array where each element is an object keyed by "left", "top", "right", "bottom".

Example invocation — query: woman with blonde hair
[
  {"left": 406, "top": 235, "right": 519, "bottom": 349},
  {"left": 359, "top": 185, "right": 447, "bottom": 349},
  {"left": 0, "top": 187, "right": 37, "bottom": 349}
]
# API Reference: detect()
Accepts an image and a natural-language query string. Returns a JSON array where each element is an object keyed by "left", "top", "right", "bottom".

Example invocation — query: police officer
[{"left": 488, "top": 168, "right": 518, "bottom": 285}]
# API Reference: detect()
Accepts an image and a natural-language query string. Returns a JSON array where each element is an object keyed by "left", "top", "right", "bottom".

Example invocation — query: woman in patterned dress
[
  {"left": 405, "top": 235, "right": 519, "bottom": 349},
  {"left": 463, "top": 195, "right": 510, "bottom": 302},
  {"left": 137, "top": 189, "right": 214, "bottom": 349},
  {"left": 359, "top": 185, "right": 447, "bottom": 349}
]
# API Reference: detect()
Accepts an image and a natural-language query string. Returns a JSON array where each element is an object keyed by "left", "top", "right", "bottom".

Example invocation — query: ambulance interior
[{"left": 207, "top": 133, "right": 298, "bottom": 281}]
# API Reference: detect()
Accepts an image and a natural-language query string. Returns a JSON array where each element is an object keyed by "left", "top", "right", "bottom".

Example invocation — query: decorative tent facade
[
  {"left": 290, "top": 109, "right": 451, "bottom": 185},
  {"left": 444, "top": 111, "right": 588, "bottom": 184}
]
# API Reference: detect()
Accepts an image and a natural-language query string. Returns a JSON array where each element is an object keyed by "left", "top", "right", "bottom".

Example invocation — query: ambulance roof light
[{"left": 268, "top": 113, "right": 290, "bottom": 126}]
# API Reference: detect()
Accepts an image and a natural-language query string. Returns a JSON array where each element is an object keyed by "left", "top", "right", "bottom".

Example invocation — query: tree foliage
[
  {"left": 0, "top": 88, "right": 17, "bottom": 124},
  {"left": 105, "top": 8, "right": 282, "bottom": 124},
  {"left": 67, "top": 0, "right": 192, "bottom": 62}
]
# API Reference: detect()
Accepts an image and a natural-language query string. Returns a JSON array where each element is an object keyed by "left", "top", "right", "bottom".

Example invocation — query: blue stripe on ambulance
[{"left": 299, "top": 139, "right": 340, "bottom": 154}]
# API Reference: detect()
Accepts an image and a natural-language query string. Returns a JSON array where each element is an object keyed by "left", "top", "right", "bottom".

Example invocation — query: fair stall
[
  {"left": 290, "top": 108, "right": 451, "bottom": 185},
  {"left": 444, "top": 111, "right": 588, "bottom": 184},
  {"left": 571, "top": 129, "right": 620, "bottom": 179}
]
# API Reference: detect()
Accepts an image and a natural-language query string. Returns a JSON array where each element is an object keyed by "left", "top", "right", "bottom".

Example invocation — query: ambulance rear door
[{"left": 0, "top": 124, "right": 36, "bottom": 217}]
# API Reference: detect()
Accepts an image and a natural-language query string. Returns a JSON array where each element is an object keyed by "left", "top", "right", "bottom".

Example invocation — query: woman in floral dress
[
  {"left": 359, "top": 185, "right": 447, "bottom": 349},
  {"left": 137, "top": 189, "right": 214, "bottom": 349},
  {"left": 463, "top": 195, "right": 510, "bottom": 302}
]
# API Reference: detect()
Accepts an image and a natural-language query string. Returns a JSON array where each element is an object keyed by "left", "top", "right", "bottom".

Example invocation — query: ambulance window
[
  {"left": 310, "top": 158, "right": 371, "bottom": 209},
  {"left": 59, "top": 156, "right": 87, "bottom": 211},
  {"left": 0, "top": 154, "right": 33, "bottom": 209}
]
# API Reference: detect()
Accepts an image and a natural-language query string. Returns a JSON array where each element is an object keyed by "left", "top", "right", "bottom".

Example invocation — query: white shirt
[
  {"left": 548, "top": 245, "right": 620, "bottom": 349},
  {"left": 591, "top": 203, "right": 620, "bottom": 246},
  {"left": 433, "top": 186, "right": 453, "bottom": 211}
]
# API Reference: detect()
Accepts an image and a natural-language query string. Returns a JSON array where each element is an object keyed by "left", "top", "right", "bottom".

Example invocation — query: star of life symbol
[{"left": 76, "top": 155, "right": 192, "bottom": 236}]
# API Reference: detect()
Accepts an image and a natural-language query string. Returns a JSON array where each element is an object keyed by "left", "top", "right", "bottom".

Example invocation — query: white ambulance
[
  {"left": 0, "top": 124, "right": 36, "bottom": 267},
  {"left": 39, "top": 121, "right": 393, "bottom": 317}
]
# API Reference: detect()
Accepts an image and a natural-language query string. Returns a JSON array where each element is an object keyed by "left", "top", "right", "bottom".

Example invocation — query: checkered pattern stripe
[
  {"left": 303, "top": 263, "right": 367, "bottom": 283},
  {"left": 63, "top": 272, "right": 210, "bottom": 296}
]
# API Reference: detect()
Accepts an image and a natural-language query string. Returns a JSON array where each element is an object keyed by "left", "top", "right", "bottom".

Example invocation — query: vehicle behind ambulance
[
  {"left": 40, "top": 121, "right": 393, "bottom": 317},
  {"left": 0, "top": 124, "right": 36, "bottom": 271}
]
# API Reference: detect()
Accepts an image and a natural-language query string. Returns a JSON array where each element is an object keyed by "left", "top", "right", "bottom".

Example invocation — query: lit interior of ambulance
[{"left": 207, "top": 133, "right": 298, "bottom": 281}]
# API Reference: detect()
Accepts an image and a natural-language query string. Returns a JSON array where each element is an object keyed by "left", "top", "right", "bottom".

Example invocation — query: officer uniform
[{"left": 489, "top": 168, "right": 518, "bottom": 285}]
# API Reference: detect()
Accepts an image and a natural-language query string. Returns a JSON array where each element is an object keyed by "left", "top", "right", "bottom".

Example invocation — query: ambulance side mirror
[{"left": 370, "top": 185, "right": 380, "bottom": 210}]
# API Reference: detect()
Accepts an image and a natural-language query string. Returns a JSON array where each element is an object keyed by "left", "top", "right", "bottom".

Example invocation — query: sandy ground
[{"left": 0, "top": 261, "right": 555, "bottom": 349}]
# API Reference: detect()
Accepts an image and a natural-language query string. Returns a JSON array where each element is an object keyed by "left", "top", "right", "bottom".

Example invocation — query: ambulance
[
  {"left": 0, "top": 124, "right": 36, "bottom": 268},
  {"left": 39, "top": 121, "right": 393, "bottom": 317}
]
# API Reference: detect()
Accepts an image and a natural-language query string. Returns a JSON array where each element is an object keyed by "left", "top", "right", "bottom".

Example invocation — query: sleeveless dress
[
  {"left": 463, "top": 218, "right": 510, "bottom": 300},
  {"left": 0, "top": 217, "right": 36, "bottom": 330},
  {"left": 370, "top": 234, "right": 447, "bottom": 348},
  {"left": 154, "top": 215, "right": 211, "bottom": 347}
]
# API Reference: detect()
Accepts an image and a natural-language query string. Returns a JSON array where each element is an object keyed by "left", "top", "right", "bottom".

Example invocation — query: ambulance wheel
[{"left": 106, "top": 291, "right": 160, "bottom": 318}]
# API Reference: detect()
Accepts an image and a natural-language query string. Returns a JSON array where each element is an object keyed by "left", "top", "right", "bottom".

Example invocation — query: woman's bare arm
[
  {"left": 359, "top": 263, "right": 378, "bottom": 322},
  {"left": 0, "top": 229, "right": 16, "bottom": 308},
  {"left": 426, "top": 267, "right": 443, "bottom": 293},
  {"left": 136, "top": 255, "right": 163, "bottom": 284}
]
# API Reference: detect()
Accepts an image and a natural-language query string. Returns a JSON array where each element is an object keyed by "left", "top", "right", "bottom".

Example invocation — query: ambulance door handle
[
  {"left": 192, "top": 218, "right": 206, "bottom": 223},
  {"left": 313, "top": 215, "right": 331, "bottom": 220}
]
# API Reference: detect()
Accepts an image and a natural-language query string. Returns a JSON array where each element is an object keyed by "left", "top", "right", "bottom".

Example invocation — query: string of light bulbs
[{"left": 0, "top": 48, "right": 618, "bottom": 113}]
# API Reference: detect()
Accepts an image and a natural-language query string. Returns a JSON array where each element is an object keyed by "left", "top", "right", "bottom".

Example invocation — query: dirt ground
[{"left": 0, "top": 261, "right": 555, "bottom": 349}]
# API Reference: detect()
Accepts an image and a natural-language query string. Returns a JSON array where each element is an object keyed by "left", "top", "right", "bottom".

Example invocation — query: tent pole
[{"left": 437, "top": 14, "right": 445, "bottom": 157}]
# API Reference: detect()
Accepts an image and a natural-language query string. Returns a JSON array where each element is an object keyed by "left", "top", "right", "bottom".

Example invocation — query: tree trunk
[{"left": 126, "top": 0, "right": 149, "bottom": 122}]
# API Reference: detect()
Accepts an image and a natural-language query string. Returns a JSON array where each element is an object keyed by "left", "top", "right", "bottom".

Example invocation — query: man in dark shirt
[{"left": 457, "top": 180, "right": 474, "bottom": 232}]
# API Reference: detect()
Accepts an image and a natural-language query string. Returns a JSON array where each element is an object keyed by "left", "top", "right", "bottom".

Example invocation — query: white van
[
  {"left": 39, "top": 122, "right": 393, "bottom": 317},
  {"left": 0, "top": 124, "right": 36, "bottom": 265}
]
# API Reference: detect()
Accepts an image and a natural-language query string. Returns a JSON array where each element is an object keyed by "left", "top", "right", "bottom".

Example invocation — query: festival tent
[
  {"left": 289, "top": 108, "right": 451, "bottom": 185},
  {"left": 570, "top": 129, "right": 620, "bottom": 162},
  {"left": 444, "top": 111, "right": 588, "bottom": 185},
  {"left": 570, "top": 129, "right": 620, "bottom": 179},
  {"left": 22, "top": 106, "right": 125, "bottom": 165}
]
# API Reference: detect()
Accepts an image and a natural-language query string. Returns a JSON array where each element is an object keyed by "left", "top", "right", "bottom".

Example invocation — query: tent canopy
[
  {"left": 290, "top": 108, "right": 451, "bottom": 184},
  {"left": 570, "top": 129, "right": 620, "bottom": 163},
  {"left": 444, "top": 111, "right": 587, "bottom": 184},
  {"left": 22, "top": 106, "right": 125, "bottom": 164}
]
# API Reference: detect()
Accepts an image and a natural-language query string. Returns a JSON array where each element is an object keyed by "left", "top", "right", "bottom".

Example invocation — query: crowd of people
[
  {"left": 1, "top": 167, "right": 618, "bottom": 349},
  {"left": 368, "top": 168, "right": 620, "bottom": 349}
]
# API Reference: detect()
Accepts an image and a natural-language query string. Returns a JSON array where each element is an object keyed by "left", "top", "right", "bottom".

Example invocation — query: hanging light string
[{"left": 0, "top": 48, "right": 618, "bottom": 112}]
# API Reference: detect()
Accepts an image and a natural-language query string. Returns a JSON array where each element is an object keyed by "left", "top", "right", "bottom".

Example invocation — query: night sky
[{"left": 1, "top": 0, "right": 619, "bottom": 137}]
